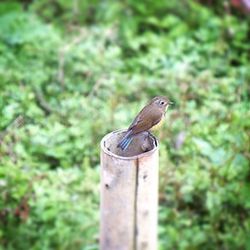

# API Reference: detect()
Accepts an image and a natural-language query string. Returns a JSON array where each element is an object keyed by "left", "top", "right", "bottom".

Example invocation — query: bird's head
[{"left": 151, "top": 96, "right": 173, "bottom": 111}]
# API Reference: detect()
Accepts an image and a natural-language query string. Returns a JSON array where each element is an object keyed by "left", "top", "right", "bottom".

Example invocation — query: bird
[{"left": 117, "top": 96, "right": 172, "bottom": 151}]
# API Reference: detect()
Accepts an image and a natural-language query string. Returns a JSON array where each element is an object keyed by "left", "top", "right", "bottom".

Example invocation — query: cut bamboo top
[{"left": 101, "top": 129, "right": 158, "bottom": 159}]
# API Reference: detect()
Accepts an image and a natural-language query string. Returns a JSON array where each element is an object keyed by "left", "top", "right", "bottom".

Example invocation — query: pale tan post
[{"left": 100, "top": 129, "right": 159, "bottom": 250}]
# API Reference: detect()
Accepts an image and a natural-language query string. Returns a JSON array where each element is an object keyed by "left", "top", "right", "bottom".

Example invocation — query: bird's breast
[{"left": 151, "top": 114, "right": 165, "bottom": 131}]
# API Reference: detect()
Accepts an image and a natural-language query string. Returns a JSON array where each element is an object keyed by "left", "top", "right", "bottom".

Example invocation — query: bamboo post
[{"left": 100, "top": 129, "right": 159, "bottom": 250}]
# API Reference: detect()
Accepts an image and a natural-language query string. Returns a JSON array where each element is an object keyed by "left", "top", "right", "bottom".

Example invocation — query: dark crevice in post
[{"left": 133, "top": 158, "right": 139, "bottom": 250}]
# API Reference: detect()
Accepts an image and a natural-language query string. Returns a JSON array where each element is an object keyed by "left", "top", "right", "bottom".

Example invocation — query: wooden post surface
[{"left": 100, "top": 129, "right": 159, "bottom": 250}]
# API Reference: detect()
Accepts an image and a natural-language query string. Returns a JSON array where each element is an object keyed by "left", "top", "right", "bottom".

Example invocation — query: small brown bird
[{"left": 117, "top": 96, "right": 172, "bottom": 150}]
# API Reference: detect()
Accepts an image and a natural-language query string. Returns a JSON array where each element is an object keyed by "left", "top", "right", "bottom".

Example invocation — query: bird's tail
[{"left": 117, "top": 131, "right": 133, "bottom": 151}]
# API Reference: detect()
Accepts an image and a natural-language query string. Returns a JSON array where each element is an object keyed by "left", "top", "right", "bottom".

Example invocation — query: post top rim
[{"left": 100, "top": 129, "right": 158, "bottom": 160}]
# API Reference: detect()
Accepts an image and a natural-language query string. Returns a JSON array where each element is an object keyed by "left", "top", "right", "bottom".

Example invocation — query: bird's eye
[{"left": 160, "top": 101, "right": 165, "bottom": 105}]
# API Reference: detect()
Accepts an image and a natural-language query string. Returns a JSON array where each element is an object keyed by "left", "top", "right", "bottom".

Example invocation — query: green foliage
[{"left": 0, "top": 0, "right": 249, "bottom": 249}]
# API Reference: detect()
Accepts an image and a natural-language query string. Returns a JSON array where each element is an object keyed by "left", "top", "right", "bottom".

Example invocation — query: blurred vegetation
[{"left": 0, "top": 0, "right": 249, "bottom": 249}]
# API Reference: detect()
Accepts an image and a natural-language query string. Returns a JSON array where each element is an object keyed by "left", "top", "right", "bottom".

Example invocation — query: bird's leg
[
  {"left": 141, "top": 132, "right": 150, "bottom": 152},
  {"left": 145, "top": 131, "right": 150, "bottom": 140}
]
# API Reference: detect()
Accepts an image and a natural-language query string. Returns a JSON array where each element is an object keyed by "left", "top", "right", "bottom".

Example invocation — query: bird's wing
[{"left": 128, "top": 105, "right": 162, "bottom": 135}]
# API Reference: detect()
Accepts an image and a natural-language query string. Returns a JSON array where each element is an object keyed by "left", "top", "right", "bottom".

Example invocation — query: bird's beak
[{"left": 169, "top": 101, "right": 174, "bottom": 105}]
